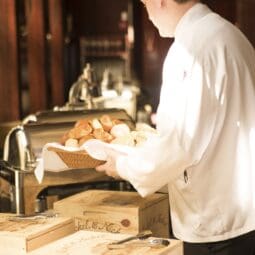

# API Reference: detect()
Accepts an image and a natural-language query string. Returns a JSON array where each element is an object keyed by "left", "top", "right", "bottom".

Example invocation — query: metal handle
[
  {"left": 0, "top": 159, "right": 24, "bottom": 215},
  {"left": 0, "top": 160, "right": 14, "bottom": 181},
  {"left": 110, "top": 230, "right": 152, "bottom": 245}
]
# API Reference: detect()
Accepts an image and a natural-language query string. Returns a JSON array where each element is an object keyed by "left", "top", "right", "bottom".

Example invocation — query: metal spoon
[
  {"left": 107, "top": 230, "right": 152, "bottom": 249},
  {"left": 107, "top": 238, "right": 170, "bottom": 249},
  {"left": 148, "top": 238, "right": 170, "bottom": 248}
]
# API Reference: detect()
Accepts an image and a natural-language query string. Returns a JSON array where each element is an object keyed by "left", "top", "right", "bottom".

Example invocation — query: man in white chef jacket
[{"left": 90, "top": 0, "right": 255, "bottom": 254}]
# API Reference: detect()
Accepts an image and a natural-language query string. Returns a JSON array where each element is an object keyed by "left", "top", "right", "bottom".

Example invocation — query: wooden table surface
[{"left": 29, "top": 230, "right": 183, "bottom": 255}]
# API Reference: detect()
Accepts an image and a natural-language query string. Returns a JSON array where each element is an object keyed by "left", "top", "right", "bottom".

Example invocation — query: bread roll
[
  {"left": 78, "top": 134, "right": 94, "bottom": 146},
  {"left": 65, "top": 138, "right": 79, "bottom": 148},
  {"left": 135, "top": 123, "right": 157, "bottom": 133},
  {"left": 93, "top": 128, "right": 114, "bottom": 143},
  {"left": 110, "top": 123, "right": 130, "bottom": 138},
  {"left": 60, "top": 132, "right": 69, "bottom": 145},
  {"left": 68, "top": 126, "right": 92, "bottom": 139},
  {"left": 111, "top": 134, "right": 135, "bottom": 147},
  {"left": 60, "top": 115, "right": 133, "bottom": 148},
  {"left": 74, "top": 119, "right": 92, "bottom": 131},
  {"left": 112, "top": 119, "right": 123, "bottom": 125},
  {"left": 89, "top": 118, "right": 103, "bottom": 129},
  {"left": 100, "top": 114, "right": 113, "bottom": 132}
]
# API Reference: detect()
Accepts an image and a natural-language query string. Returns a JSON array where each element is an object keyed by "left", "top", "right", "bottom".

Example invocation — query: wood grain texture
[
  {"left": 26, "top": 0, "right": 48, "bottom": 113},
  {"left": 54, "top": 190, "right": 169, "bottom": 238},
  {"left": 29, "top": 230, "right": 183, "bottom": 255},
  {"left": 0, "top": 0, "right": 20, "bottom": 121},
  {"left": 0, "top": 213, "right": 75, "bottom": 254},
  {"left": 48, "top": 0, "right": 65, "bottom": 107},
  {"left": 236, "top": 0, "right": 255, "bottom": 47}
]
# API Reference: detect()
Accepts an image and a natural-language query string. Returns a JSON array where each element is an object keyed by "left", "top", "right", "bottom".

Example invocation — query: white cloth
[
  {"left": 34, "top": 141, "right": 134, "bottom": 183},
  {"left": 34, "top": 143, "right": 74, "bottom": 183},
  {"left": 114, "top": 3, "right": 255, "bottom": 243}
]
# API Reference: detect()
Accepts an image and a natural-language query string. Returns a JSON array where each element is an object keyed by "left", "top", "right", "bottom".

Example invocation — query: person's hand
[{"left": 95, "top": 148, "right": 123, "bottom": 179}]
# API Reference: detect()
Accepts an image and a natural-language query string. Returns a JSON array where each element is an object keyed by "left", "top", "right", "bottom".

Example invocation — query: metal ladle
[
  {"left": 148, "top": 238, "right": 170, "bottom": 248},
  {"left": 107, "top": 230, "right": 170, "bottom": 250}
]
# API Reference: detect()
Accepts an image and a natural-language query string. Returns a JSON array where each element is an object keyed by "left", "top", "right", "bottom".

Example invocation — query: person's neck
[{"left": 167, "top": 0, "right": 199, "bottom": 37}]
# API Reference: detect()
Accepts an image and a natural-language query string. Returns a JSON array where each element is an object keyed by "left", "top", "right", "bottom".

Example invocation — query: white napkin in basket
[
  {"left": 82, "top": 139, "right": 133, "bottom": 161},
  {"left": 34, "top": 142, "right": 82, "bottom": 183},
  {"left": 34, "top": 140, "right": 133, "bottom": 184}
]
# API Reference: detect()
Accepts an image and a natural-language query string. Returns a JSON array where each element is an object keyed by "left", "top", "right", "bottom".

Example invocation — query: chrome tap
[{"left": 68, "top": 63, "right": 101, "bottom": 109}]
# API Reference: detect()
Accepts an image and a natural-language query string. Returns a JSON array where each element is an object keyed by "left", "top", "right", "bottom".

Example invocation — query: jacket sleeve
[{"left": 116, "top": 48, "right": 227, "bottom": 197}]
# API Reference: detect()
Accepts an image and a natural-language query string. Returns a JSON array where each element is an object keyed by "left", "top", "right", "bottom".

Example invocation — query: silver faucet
[{"left": 68, "top": 63, "right": 100, "bottom": 109}]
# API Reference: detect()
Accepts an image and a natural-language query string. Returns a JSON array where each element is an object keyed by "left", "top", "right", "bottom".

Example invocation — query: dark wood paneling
[
  {"left": 26, "top": 0, "right": 48, "bottom": 113},
  {"left": 203, "top": 0, "right": 236, "bottom": 23},
  {"left": 137, "top": 2, "right": 172, "bottom": 110},
  {"left": 0, "top": 0, "right": 20, "bottom": 121},
  {"left": 66, "top": 0, "right": 128, "bottom": 36},
  {"left": 48, "top": 0, "right": 65, "bottom": 107},
  {"left": 236, "top": 0, "right": 255, "bottom": 47}
]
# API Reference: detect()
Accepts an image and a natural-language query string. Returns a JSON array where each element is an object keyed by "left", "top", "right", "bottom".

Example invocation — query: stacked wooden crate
[
  {"left": 0, "top": 190, "right": 183, "bottom": 254},
  {"left": 53, "top": 189, "right": 170, "bottom": 238},
  {"left": 0, "top": 213, "right": 75, "bottom": 254},
  {"left": 29, "top": 230, "right": 183, "bottom": 255}
]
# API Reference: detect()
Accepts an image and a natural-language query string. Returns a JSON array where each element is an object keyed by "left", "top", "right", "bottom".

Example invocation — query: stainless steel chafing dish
[{"left": 0, "top": 108, "right": 133, "bottom": 215}]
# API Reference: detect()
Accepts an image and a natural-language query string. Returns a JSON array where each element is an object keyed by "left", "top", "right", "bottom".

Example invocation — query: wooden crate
[
  {"left": 53, "top": 190, "right": 169, "bottom": 238},
  {"left": 29, "top": 230, "right": 183, "bottom": 255},
  {"left": 0, "top": 213, "right": 75, "bottom": 254}
]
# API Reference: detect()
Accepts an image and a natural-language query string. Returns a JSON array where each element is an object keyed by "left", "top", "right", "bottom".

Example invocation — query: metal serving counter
[{"left": 0, "top": 108, "right": 134, "bottom": 215}]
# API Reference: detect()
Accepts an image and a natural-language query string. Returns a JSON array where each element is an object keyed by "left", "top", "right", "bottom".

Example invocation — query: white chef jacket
[{"left": 116, "top": 3, "right": 255, "bottom": 243}]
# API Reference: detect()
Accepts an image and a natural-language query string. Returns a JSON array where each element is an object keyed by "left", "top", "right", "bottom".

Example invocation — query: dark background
[{"left": 0, "top": 0, "right": 253, "bottom": 122}]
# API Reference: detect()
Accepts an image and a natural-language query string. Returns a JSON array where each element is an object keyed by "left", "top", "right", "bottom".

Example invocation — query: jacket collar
[{"left": 174, "top": 3, "right": 212, "bottom": 39}]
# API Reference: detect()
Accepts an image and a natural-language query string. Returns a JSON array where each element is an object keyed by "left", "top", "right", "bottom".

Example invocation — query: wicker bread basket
[{"left": 47, "top": 147, "right": 105, "bottom": 169}]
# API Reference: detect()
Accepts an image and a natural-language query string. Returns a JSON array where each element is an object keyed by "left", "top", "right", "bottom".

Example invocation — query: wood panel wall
[
  {"left": 138, "top": 4, "right": 172, "bottom": 110},
  {"left": 236, "top": 0, "right": 255, "bottom": 47},
  {"left": 0, "top": 0, "right": 20, "bottom": 122},
  {"left": 48, "top": 0, "right": 65, "bottom": 107},
  {"left": 66, "top": 0, "right": 128, "bottom": 36},
  {"left": 0, "top": 0, "right": 255, "bottom": 122},
  {"left": 26, "top": 0, "right": 48, "bottom": 113},
  {"left": 204, "top": 0, "right": 236, "bottom": 23},
  {"left": 0, "top": 0, "right": 66, "bottom": 121}
]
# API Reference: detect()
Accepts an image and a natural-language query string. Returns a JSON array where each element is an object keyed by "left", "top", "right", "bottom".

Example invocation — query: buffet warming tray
[{"left": 0, "top": 108, "right": 134, "bottom": 215}]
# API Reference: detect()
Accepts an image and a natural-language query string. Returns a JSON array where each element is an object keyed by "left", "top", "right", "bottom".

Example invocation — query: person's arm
[{"left": 115, "top": 51, "right": 226, "bottom": 197}]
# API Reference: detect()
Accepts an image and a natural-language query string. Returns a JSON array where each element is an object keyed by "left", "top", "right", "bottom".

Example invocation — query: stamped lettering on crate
[
  {"left": 146, "top": 213, "right": 168, "bottom": 227},
  {"left": 75, "top": 217, "right": 121, "bottom": 233}
]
